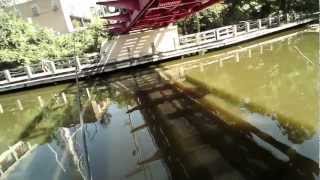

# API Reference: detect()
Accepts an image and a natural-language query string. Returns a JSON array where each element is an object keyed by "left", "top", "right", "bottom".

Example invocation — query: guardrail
[
  {"left": 178, "top": 12, "right": 313, "bottom": 49},
  {"left": 0, "top": 12, "right": 317, "bottom": 92}
]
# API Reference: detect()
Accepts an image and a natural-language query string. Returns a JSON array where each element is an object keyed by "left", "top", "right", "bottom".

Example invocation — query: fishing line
[{"left": 73, "top": 31, "right": 93, "bottom": 180}]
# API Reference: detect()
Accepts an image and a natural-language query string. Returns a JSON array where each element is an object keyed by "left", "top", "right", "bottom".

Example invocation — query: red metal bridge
[{"left": 97, "top": 0, "right": 221, "bottom": 34}]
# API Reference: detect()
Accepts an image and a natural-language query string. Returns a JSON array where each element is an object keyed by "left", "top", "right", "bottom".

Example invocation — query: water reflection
[{"left": 0, "top": 28, "right": 319, "bottom": 180}]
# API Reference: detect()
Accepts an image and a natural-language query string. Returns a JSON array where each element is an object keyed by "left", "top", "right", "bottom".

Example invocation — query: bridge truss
[{"left": 97, "top": 0, "right": 221, "bottom": 34}]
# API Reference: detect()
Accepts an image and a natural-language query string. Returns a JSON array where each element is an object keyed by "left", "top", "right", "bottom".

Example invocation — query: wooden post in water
[
  {"left": 248, "top": 49, "right": 252, "bottom": 58},
  {"left": 17, "top": 100, "right": 23, "bottom": 111},
  {"left": 4, "top": 70, "right": 12, "bottom": 83},
  {"left": 270, "top": 44, "right": 274, "bottom": 51},
  {"left": 61, "top": 93, "right": 68, "bottom": 104},
  {"left": 179, "top": 67, "right": 185, "bottom": 78},
  {"left": 25, "top": 66, "right": 33, "bottom": 79},
  {"left": 0, "top": 104, "right": 3, "bottom": 114},
  {"left": 260, "top": 45, "right": 264, "bottom": 54},
  {"left": 38, "top": 96, "right": 44, "bottom": 108},
  {"left": 86, "top": 88, "right": 91, "bottom": 100},
  {"left": 219, "top": 59, "right": 223, "bottom": 68},
  {"left": 235, "top": 52, "right": 240, "bottom": 62},
  {"left": 200, "top": 63, "right": 204, "bottom": 72}
]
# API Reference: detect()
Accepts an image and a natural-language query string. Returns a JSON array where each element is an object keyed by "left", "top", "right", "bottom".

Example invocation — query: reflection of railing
[
  {"left": 0, "top": 88, "right": 95, "bottom": 113},
  {"left": 158, "top": 30, "right": 304, "bottom": 81},
  {"left": 0, "top": 141, "right": 37, "bottom": 179},
  {"left": 0, "top": 13, "right": 317, "bottom": 92}
]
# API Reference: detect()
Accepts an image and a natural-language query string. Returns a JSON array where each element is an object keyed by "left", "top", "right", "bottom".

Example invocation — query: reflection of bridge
[
  {"left": 107, "top": 70, "right": 318, "bottom": 180},
  {"left": 0, "top": 13, "right": 316, "bottom": 92},
  {"left": 97, "top": 0, "right": 220, "bottom": 34}
]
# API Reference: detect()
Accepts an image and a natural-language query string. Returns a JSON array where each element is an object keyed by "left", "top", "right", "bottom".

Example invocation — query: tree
[
  {"left": 177, "top": 0, "right": 319, "bottom": 34},
  {"left": 0, "top": 10, "right": 108, "bottom": 70}
]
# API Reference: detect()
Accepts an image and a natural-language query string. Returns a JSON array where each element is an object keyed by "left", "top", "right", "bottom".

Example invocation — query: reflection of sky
[
  {"left": 4, "top": 103, "right": 169, "bottom": 180},
  {"left": 184, "top": 31, "right": 318, "bottom": 142},
  {"left": 244, "top": 110, "right": 319, "bottom": 162}
]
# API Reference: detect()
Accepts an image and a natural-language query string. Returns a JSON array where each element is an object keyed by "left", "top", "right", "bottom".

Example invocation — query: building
[{"left": 8, "top": 0, "right": 106, "bottom": 33}]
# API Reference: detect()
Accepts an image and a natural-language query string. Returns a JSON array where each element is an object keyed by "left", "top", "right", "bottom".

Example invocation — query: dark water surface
[{"left": 0, "top": 28, "right": 319, "bottom": 180}]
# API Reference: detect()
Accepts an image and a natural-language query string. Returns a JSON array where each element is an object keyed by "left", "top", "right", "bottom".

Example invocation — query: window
[{"left": 31, "top": 4, "right": 40, "bottom": 16}]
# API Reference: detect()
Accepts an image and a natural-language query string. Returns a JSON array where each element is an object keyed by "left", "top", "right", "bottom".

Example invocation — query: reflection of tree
[{"left": 182, "top": 34, "right": 318, "bottom": 144}]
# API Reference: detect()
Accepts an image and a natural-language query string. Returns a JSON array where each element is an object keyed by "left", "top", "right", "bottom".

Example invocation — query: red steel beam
[{"left": 98, "top": 0, "right": 221, "bottom": 34}]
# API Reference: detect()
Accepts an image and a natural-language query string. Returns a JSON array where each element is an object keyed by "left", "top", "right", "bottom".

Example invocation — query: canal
[{"left": 0, "top": 27, "right": 318, "bottom": 180}]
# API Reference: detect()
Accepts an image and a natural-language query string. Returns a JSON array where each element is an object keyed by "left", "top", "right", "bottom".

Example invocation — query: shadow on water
[{"left": 89, "top": 67, "right": 318, "bottom": 180}]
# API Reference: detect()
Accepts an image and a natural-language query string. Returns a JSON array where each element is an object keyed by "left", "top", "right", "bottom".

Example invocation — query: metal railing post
[
  {"left": 173, "top": 37, "right": 180, "bottom": 50},
  {"left": 196, "top": 33, "right": 201, "bottom": 45},
  {"left": 75, "top": 57, "right": 82, "bottom": 70},
  {"left": 49, "top": 61, "right": 56, "bottom": 74},
  {"left": 268, "top": 16, "right": 273, "bottom": 27},
  {"left": 216, "top": 29, "right": 220, "bottom": 40},
  {"left": 245, "top": 22, "right": 250, "bottom": 32},
  {"left": 151, "top": 42, "right": 156, "bottom": 54},
  {"left": 233, "top": 25, "right": 237, "bottom": 37},
  {"left": 25, "top": 65, "right": 33, "bottom": 79},
  {"left": 286, "top": 13, "right": 290, "bottom": 23},
  {"left": 258, "top": 19, "right": 262, "bottom": 29},
  {"left": 127, "top": 47, "right": 133, "bottom": 59},
  {"left": 4, "top": 70, "right": 12, "bottom": 83},
  {"left": 293, "top": 13, "right": 297, "bottom": 20}
]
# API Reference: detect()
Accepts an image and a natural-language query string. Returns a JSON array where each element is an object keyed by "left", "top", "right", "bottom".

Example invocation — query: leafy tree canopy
[
  {"left": 178, "top": 0, "right": 319, "bottom": 34},
  {"left": 0, "top": 9, "right": 108, "bottom": 70}
]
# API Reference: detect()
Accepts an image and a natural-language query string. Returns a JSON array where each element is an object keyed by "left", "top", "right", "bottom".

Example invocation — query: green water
[{"left": 0, "top": 28, "right": 318, "bottom": 180}]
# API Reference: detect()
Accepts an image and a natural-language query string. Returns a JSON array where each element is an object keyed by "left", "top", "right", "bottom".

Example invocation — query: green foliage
[
  {"left": 0, "top": 10, "right": 108, "bottom": 70},
  {"left": 178, "top": 0, "right": 319, "bottom": 34}
]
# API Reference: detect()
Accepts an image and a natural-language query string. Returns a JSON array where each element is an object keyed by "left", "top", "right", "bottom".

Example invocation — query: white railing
[{"left": 178, "top": 13, "right": 313, "bottom": 49}]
